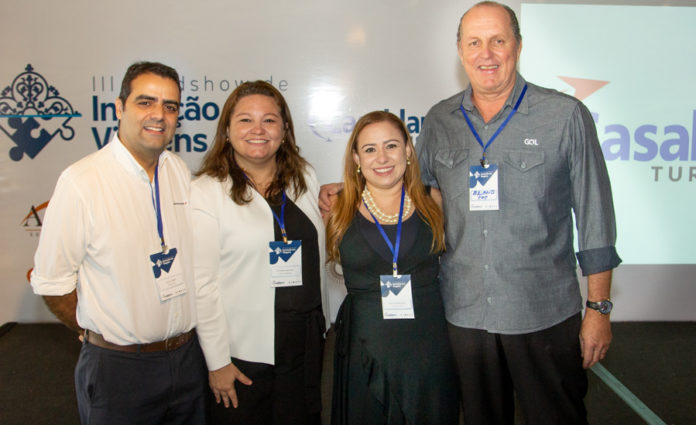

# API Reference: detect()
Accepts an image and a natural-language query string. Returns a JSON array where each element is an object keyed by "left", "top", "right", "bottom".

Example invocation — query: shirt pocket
[
  {"left": 502, "top": 150, "right": 545, "bottom": 203},
  {"left": 433, "top": 148, "right": 469, "bottom": 200}
]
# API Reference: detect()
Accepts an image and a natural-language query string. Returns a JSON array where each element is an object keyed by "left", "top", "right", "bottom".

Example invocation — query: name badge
[
  {"left": 269, "top": 240, "right": 303, "bottom": 287},
  {"left": 380, "top": 274, "right": 414, "bottom": 319},
  {"left": 469, "top": 163, "right": 499, "bottom": 211},
  {"left": 150, "top": 248, "right": 187, "bottom": 301}
]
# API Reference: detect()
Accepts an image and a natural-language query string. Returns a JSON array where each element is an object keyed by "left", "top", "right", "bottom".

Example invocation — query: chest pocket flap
[
  {"left": 502, "top": 150, "right": 545, "bottom": 201},
  {"left": 504, "top": 150, "right": 544, "bottom": 173},
  {"left": 434, "top": 148, "right": 469, "bottom": 169},
  {"left": 433, "top": 148, "right": 469, "bottom": 199}
]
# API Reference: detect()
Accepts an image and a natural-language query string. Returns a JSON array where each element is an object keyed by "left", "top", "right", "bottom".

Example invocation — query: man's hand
[
  {"left": 209, "top": 362, "right": 253, "bottom": 408},
  {"left": 319, "top": 182, "right": 343, "bottom": 217},
  {"left": 430, "top": 187, "right": 443, "bottom": 209},
  {"left": 580, "top": 269, "right": 613, "bottom": 369},
  {"left": 579, "top": 310, "right": 612, "bottom": 369}
]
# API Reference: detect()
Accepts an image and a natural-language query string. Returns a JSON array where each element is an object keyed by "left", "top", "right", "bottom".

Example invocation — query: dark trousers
[
  {"left": 210, "top": 315, "right": 324, "bottom": 425},
  {"left": 448, "top": 314, "right": 588, "bottom": 425},
  {"left": 75, "top": 334, "right": 208, "bottom": 425}
]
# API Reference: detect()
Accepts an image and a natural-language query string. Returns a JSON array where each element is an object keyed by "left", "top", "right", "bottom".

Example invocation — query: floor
[{"left": 1, "top": 322, "right": 694, "bottom": 425}]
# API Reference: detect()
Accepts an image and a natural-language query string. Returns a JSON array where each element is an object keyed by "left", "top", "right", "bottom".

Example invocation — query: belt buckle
[
  {"left": 165, "top": 332, "right": 187, "bottom": 351},
  {"left": 164, "top": 336, "right": 176, "bottom": 351}
]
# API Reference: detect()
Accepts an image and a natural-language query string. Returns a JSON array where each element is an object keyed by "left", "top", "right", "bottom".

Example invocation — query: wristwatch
[{"left": 586, "top": 299, "right": 613, "bottom": 315}]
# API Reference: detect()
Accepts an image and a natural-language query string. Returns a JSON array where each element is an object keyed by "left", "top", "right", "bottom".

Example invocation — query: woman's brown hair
[{"left": 195, "top": 80, "right": 307, "bottom": 204}]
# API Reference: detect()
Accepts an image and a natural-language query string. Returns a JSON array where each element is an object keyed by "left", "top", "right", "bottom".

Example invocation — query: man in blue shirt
[{"left": 417, "top": 2, "right": 621, "bottom": 424}]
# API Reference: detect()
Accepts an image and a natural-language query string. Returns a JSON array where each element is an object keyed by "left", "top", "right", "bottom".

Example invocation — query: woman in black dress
[{"left": 326, "top": 111, "right": 459, "bottom": 424}]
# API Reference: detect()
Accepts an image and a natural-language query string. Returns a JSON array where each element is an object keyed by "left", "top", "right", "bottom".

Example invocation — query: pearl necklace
[{"left": 361, "top": 187, "right": 412, "bottom": 224}]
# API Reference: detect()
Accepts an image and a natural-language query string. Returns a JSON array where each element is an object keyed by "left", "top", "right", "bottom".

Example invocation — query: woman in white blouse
[{"left": 191, "top": 81, "right": 328, "bottom": 425}]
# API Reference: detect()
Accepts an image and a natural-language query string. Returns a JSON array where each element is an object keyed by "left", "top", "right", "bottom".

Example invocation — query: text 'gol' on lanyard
[
  {"left": 459, "top": 84, "right": 528, "bottom": 167},
  {"left": 363, "top": 185, "right": 406, "bottom": 277}
]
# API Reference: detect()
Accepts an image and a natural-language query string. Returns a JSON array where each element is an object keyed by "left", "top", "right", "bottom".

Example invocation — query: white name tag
[
  {"left": 269, "top": 240, "right": 303, "bottom": 287},
  {"left": 380, "top": 274, "right": 414, "bottom": 319},
  {"left": 469, "top": 163, "right": 499, "bottom": 211}
]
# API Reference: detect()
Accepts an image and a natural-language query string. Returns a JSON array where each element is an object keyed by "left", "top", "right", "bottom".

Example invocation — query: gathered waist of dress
[{"left": 345, "top": 279, "right": 440, "bottom": 297}]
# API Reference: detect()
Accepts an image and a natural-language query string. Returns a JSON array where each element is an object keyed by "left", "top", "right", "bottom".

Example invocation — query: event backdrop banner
[
  {"left": 1, "top": 0, "right": 694, "bottom": 324},
  {"left": 520, "top": 3, "right": 696, "bottom": 265}
]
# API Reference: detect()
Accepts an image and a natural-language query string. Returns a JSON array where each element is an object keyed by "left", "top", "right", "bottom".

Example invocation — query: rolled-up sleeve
[
  {"left": 568, "top": 102, "right": 622, "bottom": 275},
  {"left": 31, "top": 171, "right": 87, "bottom": 295}
]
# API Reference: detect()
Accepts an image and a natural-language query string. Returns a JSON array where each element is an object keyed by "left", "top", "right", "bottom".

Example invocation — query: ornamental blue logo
[{"left": 0, "top": 64, "right": 81, "bottom": 161}]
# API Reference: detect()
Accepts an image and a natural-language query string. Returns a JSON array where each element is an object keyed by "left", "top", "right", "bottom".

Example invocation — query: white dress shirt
[
  {"left": 31, "top": 134, "right": 196, "bottom": 345},
  {"left": 192, "top": 167, "right": 328, "bottom": 370}
]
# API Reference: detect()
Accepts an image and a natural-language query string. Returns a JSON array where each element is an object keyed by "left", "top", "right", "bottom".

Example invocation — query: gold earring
[
  {"left": 356, "top": 164, "right": 361, "bottom": 174},
  {"left": 407, "top": 158, "right": 411, "bottom": 165}
]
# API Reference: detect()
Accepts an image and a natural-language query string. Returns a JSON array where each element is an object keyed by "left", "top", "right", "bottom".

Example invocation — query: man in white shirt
[{"left": 31, "top": 61, "right": 207, "bottom": 425}]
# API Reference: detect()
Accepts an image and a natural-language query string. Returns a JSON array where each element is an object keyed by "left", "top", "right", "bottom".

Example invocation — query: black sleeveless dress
[{"left": 331, "top": 213, "right": 459, "bottom": 425}]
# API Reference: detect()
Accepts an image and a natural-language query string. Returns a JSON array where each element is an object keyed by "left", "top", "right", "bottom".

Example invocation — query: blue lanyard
[
  {"left": 242, "top": 172, "right": 289, "bottom": 244},
  {"left": 152, "top": 164, "right": 166, "bottom": 253},
  {"left": 362, "top": 185, "right": 406, "bottom": 277},
  {"left": 270, "top": 191, "right": 288, "bottom": 243},
  {"left": 459, "top": 84, "right": 527, "bottom": 166}
]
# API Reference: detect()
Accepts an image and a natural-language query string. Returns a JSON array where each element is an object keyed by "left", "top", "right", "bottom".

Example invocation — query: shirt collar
[
  {"left": 109, "top": 133, "right": 170, "bottom": 181},
  {"left": 456, "top": 72, "right": 529, "bottom": 118}
]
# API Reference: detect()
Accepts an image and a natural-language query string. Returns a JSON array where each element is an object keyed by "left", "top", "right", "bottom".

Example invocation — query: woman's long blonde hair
[{"left": 326, "top": 111, "right": 445, "bottom": 262}]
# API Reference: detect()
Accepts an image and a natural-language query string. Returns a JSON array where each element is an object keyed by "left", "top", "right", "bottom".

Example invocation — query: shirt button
[
  {"left": 484, "top": 264, "right": 489, "bottom": 271},
  {"left": 487, "top": 297, "right": 492, "bottom": 304},
  {"left": 484, "top": 125, "right": 489, "bottom": 130},
  {"left": 483, "top": 229, "right": 488, "bottom": 237},
  {"left": 520, "top": 162, "right": 527, "bottom": 169}
]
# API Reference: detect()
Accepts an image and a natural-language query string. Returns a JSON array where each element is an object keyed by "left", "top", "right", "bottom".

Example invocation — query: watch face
[
  {"left": 587, "top": 299, "right": 613, "bottom": 314},
  {"left": 598, "top": 300, "right": 613, "bottom": 314}
]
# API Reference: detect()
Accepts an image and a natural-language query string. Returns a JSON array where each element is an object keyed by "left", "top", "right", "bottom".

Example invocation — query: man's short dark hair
[
  {"left": 118, "top": 61, "right": 180, "bottom": 104},
  {"left": 457, "top": 1, "right": 522, "bottom": 47}
]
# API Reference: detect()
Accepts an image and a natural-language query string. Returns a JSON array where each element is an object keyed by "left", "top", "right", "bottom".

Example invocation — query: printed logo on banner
[
  {"left": 557, "top": 76, "right": 608, "bottom": 101},
  {"left": 307, "top": 108, "right": 424, "bottom": 143},
  {"left": 20, "top": 201, "right": 48, "bottom": 237},
  {"left": 558, "top": 74, "right": 696, "bottom": 180},
  {"left": 0, "top": 64, "right": 81, "bottom": 161}
]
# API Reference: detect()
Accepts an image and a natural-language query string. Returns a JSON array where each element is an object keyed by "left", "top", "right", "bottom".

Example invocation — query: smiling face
[
  {"left": 352, "top": 120, "right": 412, "bottom": 193},
  {"left": 115, "top": 73, "right": 180, "bottom": 170},
  {"left": 458, "top": 3, "right": 521, "bottom": 101},
  {"left": 227, "top": 94, "right": 286, "bottom": 171}
]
